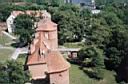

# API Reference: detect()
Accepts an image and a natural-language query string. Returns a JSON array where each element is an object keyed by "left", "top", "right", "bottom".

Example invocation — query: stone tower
[{"left": 27, "top": 11, "right": 70, "bottom": 84}]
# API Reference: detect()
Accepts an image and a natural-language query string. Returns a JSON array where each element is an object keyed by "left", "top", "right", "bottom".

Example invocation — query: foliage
[
  {"left": 14, "top": 14, "right": 35, "bottom": 45},
  {"left": 96, "top": 0, "right": 128, "bottom": 6},
  {"left": 105, "top": 26, "right": 127, "bottom": 70},
  {"left": 52, "top": 4, "right": 90, "bottom": 44},
  {"left": 78, "top": 46, "right": 104, "bottom": 79},
  {"left": 86, "top": 16, "right": 111, "bottom": 47},
  {"left": 78, "top": 46, "right": 104, "bottom": 67},
  {"left": 70, "top": 64, "right": 117, "bottom": 84},
  {"left": 0, "top": 60, "right": 30, "bottom": 84},
  {"left": 0, "top": 3, "right": 44, "bottom": 22},
  {"left": 0, "top": 3, "right": 13, "bottom": 22}
]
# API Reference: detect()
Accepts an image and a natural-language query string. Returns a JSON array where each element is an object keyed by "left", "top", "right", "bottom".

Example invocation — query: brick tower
[{"left": 27, "top": 11, "right": 70, "bottom": 84}]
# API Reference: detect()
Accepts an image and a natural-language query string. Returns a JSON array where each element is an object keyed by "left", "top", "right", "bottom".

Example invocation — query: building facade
[{"left": 64, "top": 0, "right": 96, "bottom": 9}]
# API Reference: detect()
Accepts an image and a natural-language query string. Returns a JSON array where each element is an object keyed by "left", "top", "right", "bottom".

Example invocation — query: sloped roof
[
  {"left": 46, "top": 51, "right": 70, "bottom": 73},
  {"left": 27, "top": 52, "right": 46, "bottom": 65},
  {"left": 27, "top": 34, "right": 48, "bottom": 65},
  {"left": 36, "top": 19, "right": 57, "bottom": 31},
  {"left": 27, "top": 42, "right": 47, "bottom": 65}
]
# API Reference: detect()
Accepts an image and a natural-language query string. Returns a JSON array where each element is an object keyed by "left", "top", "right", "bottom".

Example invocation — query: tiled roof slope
[
  {"left": 46, "top": 51, "right": 70, "bottom": 73},
  {"left": 37, "top": 19, "right": 57, "bottom": 31}
]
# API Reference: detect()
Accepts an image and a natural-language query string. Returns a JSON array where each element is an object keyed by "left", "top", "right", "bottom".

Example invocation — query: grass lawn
[
  {"left": 0, "top": 34, "right": 13, "bottom": 46},
  {"left": 0, "top": 49, "right": 14, "bottom": 62},
  {"left": 70, "top": 64, "right": 117, "bottom": 84},
  {"left": 17, "top": 54, "right": 27, "bottom": 64},
  {"left": 63, "top": 42, "right": 84, "bottom": 48}
]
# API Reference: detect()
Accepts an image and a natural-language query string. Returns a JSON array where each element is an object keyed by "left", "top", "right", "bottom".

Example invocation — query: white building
[
  {"left": 64, "top": 0, "right": 96, "bottom": 9},
  {"left": 91, "top": 9, "right": 101, "bottom": 14},
  {"left": 6, "top": 11, "right": 24, "bottom": 33}
]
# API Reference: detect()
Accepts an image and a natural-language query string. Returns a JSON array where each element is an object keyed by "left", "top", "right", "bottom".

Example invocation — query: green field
[
  {"left": 0, "top": 34, "right": 13, "bottom": 46},
  {"left": 63, "top": 42, "right": 84, "bottom": 48},
  {"left": 0, "top": 49, "right": 14, "bottom": 62},
  {"left": 70, "top": 64, "right": 117, "bottom": 84}
]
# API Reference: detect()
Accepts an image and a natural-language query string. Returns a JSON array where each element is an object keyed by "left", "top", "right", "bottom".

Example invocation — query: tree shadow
[
  {"left": 11, "top": 42, "right": 27, "bottom": 48},
  {"left": 83, "top": 69, "right": 102, "bottom": 80},
  {"left": 31, "top": 76, "right": 50, "bottom": 84},
  {"left": 115, "top": 67, "right": 128, "bottom": 83}
]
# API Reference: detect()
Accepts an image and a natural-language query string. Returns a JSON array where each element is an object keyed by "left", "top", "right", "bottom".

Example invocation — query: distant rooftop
[
  {"left": 64, "top": 0, "right": 95, "bottom": 8},
  {"left": 91, "top": 9, "right": 101, "bottom": 14}
]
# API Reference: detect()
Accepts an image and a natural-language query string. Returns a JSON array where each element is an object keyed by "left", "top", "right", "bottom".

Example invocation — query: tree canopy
[
  {"left": 0, "top": 60, "right": 30, "bottom": 84},
  {"left": 14, "top": 14, "right": 35, "bottom": 46}
]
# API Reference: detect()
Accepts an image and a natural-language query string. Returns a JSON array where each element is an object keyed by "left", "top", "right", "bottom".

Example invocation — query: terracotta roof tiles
[
  {"left": 46, "top": 51, "right": 70, "bottom": 73},
  {"left": 36, "top": 19, "right": 57, "bottom": 31}
]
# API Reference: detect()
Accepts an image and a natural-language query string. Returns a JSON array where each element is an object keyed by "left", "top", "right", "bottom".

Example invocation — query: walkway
[
  {"left": 2, "top": 31, "right": 16, "bottom": 40},
  {"left": 10, "top": 47, "right": 81, "bottom": 60},
  {"left": 11, "top": 47, "right": 28, "bottom": 60},
  {"left": 0, "top": 46, "right": 26, "bottom": 60},
  {"left": 0, "top": 44, "right": 3, "bottom": 47},
  {"left": 59, "top": 48, "right": 80, "bottom": 52},
  {"left": 11, "top": 48, "right": 20, "bottom": 60},
  {"left": 0, "top": 46, "right": 14, "bottom": 49}
]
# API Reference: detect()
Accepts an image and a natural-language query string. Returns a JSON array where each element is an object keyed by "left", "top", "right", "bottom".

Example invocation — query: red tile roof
[
  {"left": 36, "top": 19, "right": 57, "bottom": 31},
  {"left": 27, "top": 41, "right": 47, "bottom": 65},
  {"left": 46, "top": 51, "right": 70, "bottom": 73},
  {"left": 27, "top": 33, "right": 48, "bottom": 65}
]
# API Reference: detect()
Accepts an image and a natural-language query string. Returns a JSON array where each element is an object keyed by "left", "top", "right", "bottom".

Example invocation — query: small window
[
  {"left": 44, "top": 32, "right": 49, "bottom": 39},
  {"left": 59, "top": 74, "right": 62, "bottom": 77}
]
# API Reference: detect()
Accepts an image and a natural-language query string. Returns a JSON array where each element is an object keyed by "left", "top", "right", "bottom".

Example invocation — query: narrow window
[{"left": 44, "top": 32, "right": 49, "bottom": 39}]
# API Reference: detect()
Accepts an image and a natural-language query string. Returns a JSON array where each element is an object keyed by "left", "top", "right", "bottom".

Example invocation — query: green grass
[
  {"left": 0, "top": 49, "right": 14, "bottom": 62},
  {"left": 0, "top": 35, "right": 13, "bottom": 46},
  {"left": 70, "top": 64, "right": 117, "bottom": 84},
  {"left": 63, "top": 42, "right": 84, "bottom": 48},
  {"left": 17, "top": 54, "right": 27, "bottom": 64}
]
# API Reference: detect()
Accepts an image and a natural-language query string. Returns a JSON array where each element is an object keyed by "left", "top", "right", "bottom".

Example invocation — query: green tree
[
  {"left": 105, "top": 27, "right": 126, "bottom": 70},
  {"left": 0, "top": 4, "right": 12, "bottom": 22},
  {"left": 86, "top": 17, "right": 111, "bottom": 48},
  {"left": 52, "top": 5, "right": 90, "bottom": 44},
  {"left": 0, "top": 63, "right": 9, "bottom": 83},
  {"left": 14, "top": 14, "right": 35, "bottom": 46},
  {"left": 78, "top": 46, "right": 104, "bottom": 67},
  {"left": 0, "top": 60, "right": 30, "bottom": 84},
  {"left": 78, "top": 46, "right": 104, "bottom": 79}
]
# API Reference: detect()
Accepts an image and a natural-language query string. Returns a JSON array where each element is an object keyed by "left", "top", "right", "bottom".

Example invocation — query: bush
[{"left": 84, "top": 68, "right": 104, "bottom": 80}]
